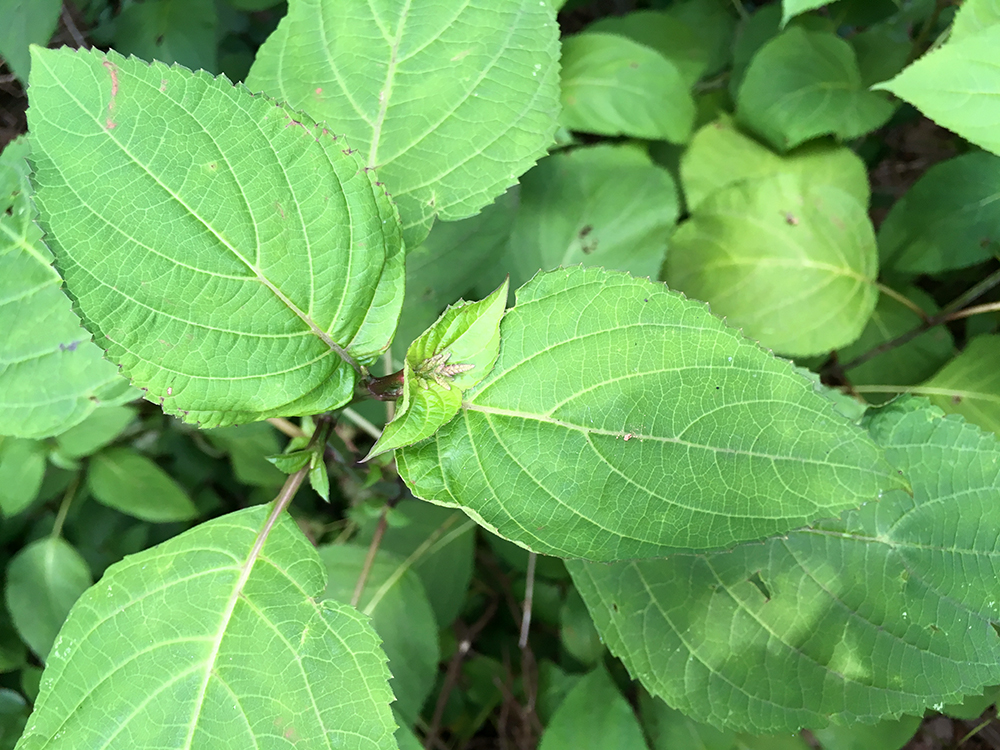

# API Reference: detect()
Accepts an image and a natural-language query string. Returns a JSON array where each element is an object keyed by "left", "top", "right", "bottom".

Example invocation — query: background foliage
[{"left": 3, "top": 0, "right": 1000, "bottom": 749}]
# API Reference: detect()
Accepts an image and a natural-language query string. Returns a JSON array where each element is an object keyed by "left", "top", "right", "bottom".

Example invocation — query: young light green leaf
[
  {"left": 920, "top": 334, "right": 1000, "bottom": 434},
  {"left": 16, "top": 506, "right": 397, "bottom": 750},
  {"left": 247, "top": 0, "right": 560, "bottom": 247},
  {"left": 569, "top": 397, "right": 1000, "bottom": 733},
  {"left": 53, "top": 405, "right": 135, "bottom": 460},
  {"left": 737, "top": 27, "right": 895, "bottom": 151},
  {"left": 308, "top": 452, "right": 330, "bottom": 501},
  {"left": 875, "top": 26, "right": 1000, "bottom": 157},
  {"left": 681, "top": 116, "right": 870, "bottom": 211},
  {"left": 394, "top": 188, "right": 518, "bottom": 361},
  {"left": 398, "top": 266, "right": 903, "bottom": 561},
  {"left": 0, "top": 437, "right": 46, "bottom": 518},
  {"left": 28, "top": 47, "right": 404, "bottom": 428},
  {"left": 88, "top": 447, "right": 198, "bottom": 522},
  {"left": 538, "top": 667, "right": 648, "bottom": 750},
  {"left": 586, "top": 11, "right": 710, "bottom": 86},
  {"left": 838, "top": 288, "right": 953, "bottom": 403},
  {"left": 666, "top": 172, "right": 879, "bottom": 357},
  {"left": 111, "top": 0, "right": 218, "bottom": 72},
  {"left": 0, "top": 0, "right": 60, "bottom": 83},
  {"left": 506, "top": 144, "right": 679, "bottom": 289},
  {"left": 560, "top": 33, "right": 695, "bottom": 143},
  {"left": 4, "top": 538, "right": 91, "bottom": 662},
  {"left": 0, "top": 138, "right": 131, "bottom": 440},
  {"left": 354, "top": 499, "right": 476, "bottom": 627},
  {"left": 878, "top": 153, "right": 1000, "bottom": 273},
  {"left": 950, "top": 0, "right": 1000, "bottom": 43},
  {"left": 319, "top": 544, "right": 439, "bottom": 725},
  {"left": 368, "top": 281, "right": 508, "bottom": 458},
  {"left": 781, "top": 0, "right": 830, "bottom": 26},
  {"left": 266, "top": 447, "right": 311, "bottom": 475}
]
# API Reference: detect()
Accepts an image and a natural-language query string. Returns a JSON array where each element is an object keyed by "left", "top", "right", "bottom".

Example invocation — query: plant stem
[
  {"left": 51, "top": 473, "right": 80, "bottom": 540},
  {"left": 942, "top": 300, "right": 1000, "bottom": 322},
  {"left": 730, "top": 0, "right": 749, "bottom": 20},
  {"left": 341, "top": 408, "right": 382, "bottom": 440},
  {"left": 839, "top": 268, "right": 1000, "bottom": 373},
  {"left": 364, "top": 368, "right": 404, "bottom": 401},
  {"left": 61, "top": 4, "right": 89, "bottom": 49},
  {"left": 518, "top": 552, "right": 537, "bottom": 649},
  {"left": 351, "top": 505, "right": 390, "bottom": 607},
  {"left": 876, "top": 282, "right": 929, "bottom": 322},
  {"left": 267, "top": 417, "right": 305, "bottom": 439}
]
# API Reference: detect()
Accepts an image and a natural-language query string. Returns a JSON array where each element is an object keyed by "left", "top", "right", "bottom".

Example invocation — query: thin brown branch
[
  {"left": 61, "top": 4, "right": 89, "bottom": 49},
  {"left": 351, "top": 505, "right": 389, "bottom": 607},
  {"left": 942, "top": 300, "right": 1000, "bottom": 322},
  {"left": 518, "top": 552, "right": 537, "bottom": 649}
]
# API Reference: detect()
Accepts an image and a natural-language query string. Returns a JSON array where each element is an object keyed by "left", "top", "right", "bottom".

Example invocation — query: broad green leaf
[
  {"left": 560, "top": 33, "right": 694, "bottom": 144},
  {"left": 0, "top": 613, "right": 26, "bottom": 674},
  {"left": 0, "top": 438, "right": 46, "bottom": 517},
  {"left": 16, "top": 506, "right": 397, "bottom": 750},
  {"left": 666, "top": 173, "right": 879, "bottom": 357},
  {"left": 878, "top": 153, "right": 1000, "bottom": 273},
  {"left": 53, "top": 405, "right": 135, "bottom": 459},
  {"left": 88, "top": 447, "right": 198, "bottom": 522},
  {"left": 4, "top": 538, "right": 91, "bottom": 662},
  {"left": 506, "top": 144, "right": 679, "bottom": 289},
  {"left": 206, "top": 422, "right": 286, "bottom": 487},
  {"left": 394, "top": 189, "right": 518, "bottom": 361},
  {"left": 247, "top": 0, "right": 560, "bottom": 247},
  {"left": 666, "top": 0, "right": 737, "bottom": 77},
  {"left": 850, "top": 25, "right": 911, "bottom": 87},
  {"left": 587, "top": 11, "right": 710, "bottom": 86},
  {"left": 319, "top": 544, "right": 439, "bottom": 725},
  {"left": 951, "top": 0, "right": 1000, "bottom": 43},
  {"left": 569, "top": 397, "right": 1000, "bottom": 733},
  {"left": 737, "top": 27, "right": 895, "bottom": 151},
  {"left": 398, "top": 266, "right": 902, "bottom": 561},
  {"left": 355, "top": 500, "right": 476, "bottom": 627},
  {"left": 368, "top": 281, "right": 508, "bottom": 458},
  {"left": 560, "top": 588, "right": 602, "bottom": 665},
  {"left": 639, "top": 692, "right": 811, "bottom": 750},
  {"left": 28, "top": 48, "right": 403, "bottom": 429},
  {"left": 781, "top": 0, "right": 829, "bottom": 26},
  {"left": 0, "top": 138, "right": 130, "bottom": 440},
  {"left": 111, "top": 0, "right": 218, "bottom": 73},
  {"left": 941, "top": 685, "right": 1000, "bottom": 720},
  {"left": 838, "top": 288, "right": 953, "bottom": 403},
  {"left": 538, "top": 667, "right": 647, "bottom": 750},
  {"left": 730, "top": 4, "right": 781, "bottom": 98},
  {"left": 812, "top": 715, "right": 921, "bottom": 750},
  {"left": 0, "top": 689, "right": 28, "bottom": 750},
  {"left": 0, "top": 0, "right": 60, "bottom": 83},
  {"left": 876, "top": 25, "right": 1000, "bottom": 157},
  {"left": 681, "top": 116, "right": 870, "bottom": 211},
  {"left": 538, "top": 662, "right": 580, "bottom": 724},
  {"left": 920, "top": 334, "right": 1000, "bottom": 434}
]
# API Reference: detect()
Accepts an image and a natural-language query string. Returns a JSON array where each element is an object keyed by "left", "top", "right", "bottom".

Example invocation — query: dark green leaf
[
  {"left": 54, "top": 405, "right": 135, "bottom": 459},
  {"left": 538, "top": 667, "right": 647, "bottom": 750},
  {"left": 560, "top": 33, "right": 694, "bottom": 143},
  {"left": 879, "top": 153, "right": 1000, "bottom": 273},
  {"left": 0, "top": 689, "right": 28, "bottom": 750},
  {"left": 28, "top": 47, "right": 404, "bottom": 427},
  {"left": 0, "top": 437, "right": 46, "bottom": 517},
  {"left": 111, "top": 0, "right": 218, "bottom": 73},
  {"left": 570, "top": 397, "right": 1000, "bottom": 732},
  {"left": 206, "top": 422, "right": 285, "bottom": 487},
  {"left": 506, "top": 144, "right": 679, "bottom": 289},
  {"left": 399, "top": 266, "right": 903, "bottom": 560},
  {"left": 4, "top": 537, "right": 91, "bottom": 661},
  {"left": 813, "top": 715, "right": 922, "bottom": 750},
  {"left": 0, "top": 0, "right": 61, "bottom": 82},
  {"left": 737, "top": 27, "right": 895, "bottom": 151},
  {"left": 88, "top": 447, "right": 198, "bottom": 522},
  {"left": 560, "top": 588, "right": 602, "bottom": 665}
]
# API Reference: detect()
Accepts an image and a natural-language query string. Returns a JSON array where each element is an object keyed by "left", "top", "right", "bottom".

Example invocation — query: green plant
[{"left": 3, "top": 0, "right": 1000, "bottom": 748}]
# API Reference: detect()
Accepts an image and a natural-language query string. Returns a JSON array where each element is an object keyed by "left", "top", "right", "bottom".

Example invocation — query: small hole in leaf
[
  {"left": 748, "top": 571, "right": 771, "bottom": 601},
  {"left": 612, "top": 603, "right": 618, "bottom": 613},
  {"left": 156, "top": 34, "right": 165, "bottom": 46}
]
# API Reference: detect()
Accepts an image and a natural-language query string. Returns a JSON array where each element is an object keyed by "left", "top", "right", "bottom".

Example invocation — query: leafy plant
[{"left": 3, "top": 0, "right": 1000, "bottom": 748}]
